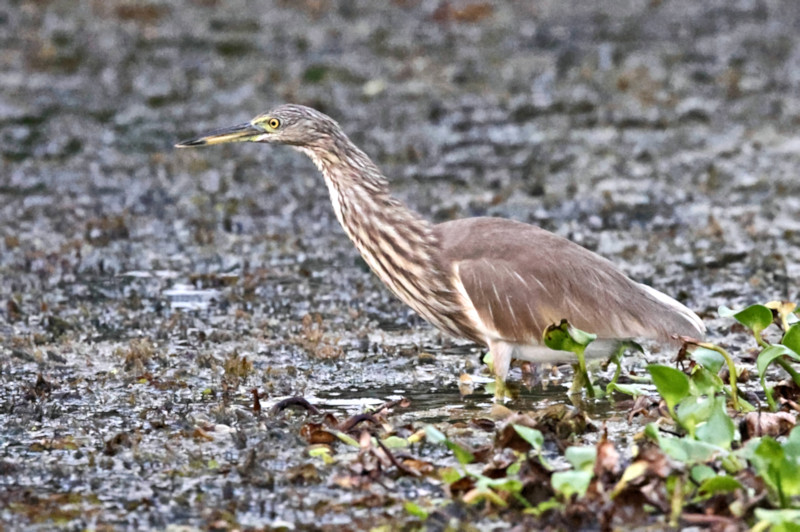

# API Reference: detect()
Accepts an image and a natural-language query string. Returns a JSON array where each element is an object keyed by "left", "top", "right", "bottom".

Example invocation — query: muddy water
[{"left": 2, "top": 0, "right": 799, "bottom": 529}]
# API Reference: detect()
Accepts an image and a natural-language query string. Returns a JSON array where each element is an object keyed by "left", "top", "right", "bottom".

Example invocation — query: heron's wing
[
  {"left": 435, "top": 217, "right": 703, "bottom": 345},
  {"left": 451, "top": 256, "right": 652, "bottom": 343}
]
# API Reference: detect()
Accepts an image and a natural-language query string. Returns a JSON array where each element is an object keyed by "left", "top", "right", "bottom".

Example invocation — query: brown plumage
[{"left": 176, "top": 104, "right": 705, "bottom": 387}]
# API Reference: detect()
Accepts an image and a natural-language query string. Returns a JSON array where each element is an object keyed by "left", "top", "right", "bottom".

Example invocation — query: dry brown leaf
[
  {"left": 595, "top": 432, "right": 621, "bottom": 479},
  {"left": 742, "top": 411, "right": 797, "bottom": 440},
  {"left": 300, "top": 422, "right": 336, "bottom": 444}
]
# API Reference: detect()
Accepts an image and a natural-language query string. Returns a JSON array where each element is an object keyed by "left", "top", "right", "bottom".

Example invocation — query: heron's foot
[
  {"left": 493, "top": 375, "right": 512, "bottom": 403},
  {"left": 485, "top": 341, "right": 514, "bottom": 402}
]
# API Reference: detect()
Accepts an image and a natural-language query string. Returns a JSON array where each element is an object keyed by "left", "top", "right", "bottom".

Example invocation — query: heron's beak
[{"left": 175, "top": 122, "right": 264, "bottom": 148}]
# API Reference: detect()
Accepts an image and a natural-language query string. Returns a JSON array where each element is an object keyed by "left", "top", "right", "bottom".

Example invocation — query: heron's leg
[{"left": 487, "top": 339, "right": 514, "bottom": 402}]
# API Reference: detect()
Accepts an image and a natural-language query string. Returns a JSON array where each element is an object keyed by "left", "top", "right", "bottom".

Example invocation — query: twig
[
  {"left": 376, "top": 437, "right": 421, "bottom": 477},
  {"left": 271, "top": 396, "right": 322, "bottom": 415},
  {"left": 338, "top": 413, "right": 379, "bottom": 432}
]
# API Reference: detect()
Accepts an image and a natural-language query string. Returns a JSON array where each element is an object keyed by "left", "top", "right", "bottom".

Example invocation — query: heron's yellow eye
[{"left": 268, "top": 118, "right": 280, "bottom": 129}]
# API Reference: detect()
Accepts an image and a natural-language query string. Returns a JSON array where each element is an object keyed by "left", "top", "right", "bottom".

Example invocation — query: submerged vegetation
[{"left": 266, "top": 301, "right": 800, "bottom": 530}]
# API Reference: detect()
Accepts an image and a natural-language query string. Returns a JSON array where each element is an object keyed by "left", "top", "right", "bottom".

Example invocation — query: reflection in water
[{"left": 310, "top": 381, "right": 625, "bottom": 424}]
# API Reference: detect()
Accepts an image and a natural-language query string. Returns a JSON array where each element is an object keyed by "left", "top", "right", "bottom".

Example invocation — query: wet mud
[{"left": 1, "top": 0, "right": 799, "bottom": 529}]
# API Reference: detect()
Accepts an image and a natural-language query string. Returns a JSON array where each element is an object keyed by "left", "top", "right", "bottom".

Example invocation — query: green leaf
[
  {"left": 513, "top": 424, "right": 544, "bottom": 451},
  {"left": 440, "top": 467, "right": 462, "bottom": 484},
  {"left": 424, "top": 425, "right": 474, "bottom": 464},
  {"left": 463, "top": 487, "right": 508, "bottom": 507},
  {"left": 647, "top": 364, "right": 690, "bottom": 413},
  {"left": 719, "top": 304, "right": 774, "bottom": 334},
  {"left": 308, "top": 446, "right": 335, "bottom": 464},
  {"left": 404, "top": 501, "right": 429, "bottom": 520},
  {"left": 612, "top": 461, "right": 649, "bottom": 498},
  {"left": 753, "top": 437, "right": 783, "bottom": 470},
  {"left": 782, "top": 323, "right": 800, "bottom": 354},
  {"left": 757, "top": 345, "right": 800, "bottom": 379},
  {"left": 479, "top": 476, "right": 524, "bottom": 494},
  {"left": 567, "top": 325, "right": 597, "bottom": 346},
  {"left": 771, "top": 520, "right": 800, "bottom": 532},
  {"left": 551, "top": 470, "right": 592, "bottom": 499},
  {"left": 754, "top": 508, "right": 800, "bottom": 527},
  {"left": 543, "top": 320, "right": 596, "bottom": 353},
  {"left": 721, "top": 453, "right": 746, "bottom": 475},
  {"left": 308, "top": 447, "right": 329, "bottom": 457},
  {"left": 655, "top": 433, "right": 724, "bottom": 464},
  {"left": 691, "top": 347, "right": 725, "bottom": 374},
  {"left": 784, "top": 426, "right": 800, "bottom": 458},
  {"left": 644, "top": 423, "right": 661, "bottom": 441},
  {"left": 749, "top": 436, "right": 800, "bottom": 503},
  {"left": 677, "top": 396, "right": 716, "bottom": 437},
  {"left": 565, "top": 446, "right": 596, "bottom": 473},
  {"left": 447, "top": 440, "right": 475, "bottom": 465},
  {"left": 756, "top": 345, "right": 800, "bottom": 411},
  {"left": 690, "top": 366, "right": 724, "bottom": 396},
  {"left": 690, "top": 464, "right": 716, "bottom": 484},
  {"left": 606, "top": 382, "right": 649, "bottom": 397},
  {"left": 543, "top": 320, "right": 598, "bottom": 397},
  {"left": 381, "top": 435, "right": 409, "bottom": 448},
  {"left": 695, "top": 398, "right": 735, "bottom": 449},
  {"left": 335, "top": 431, "right": 360, "bottom": 447},
  {"left": 524, "top": 498, "right": 562, "bottom": 517},
  {"left": 424, "top": 425, "right": 447, "bottom": 444},
  {"left": 697, "top": 475, "right": 743, "bottom": 497}
]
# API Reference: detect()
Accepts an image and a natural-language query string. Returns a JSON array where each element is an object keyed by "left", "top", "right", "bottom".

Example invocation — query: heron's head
[{"left": 175, "top": 104, "right": 342, "bottom": 150}]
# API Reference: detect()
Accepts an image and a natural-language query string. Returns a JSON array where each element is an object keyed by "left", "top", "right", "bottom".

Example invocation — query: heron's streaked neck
[
  {"left": 296, "top": 142, "right": 390, "bottom": 195},
  {"left": 296, "top": 143, "right": 434, "bottom": 245},
  {"left": 295, "top": 142, "right": 464, "bottom": 334}
]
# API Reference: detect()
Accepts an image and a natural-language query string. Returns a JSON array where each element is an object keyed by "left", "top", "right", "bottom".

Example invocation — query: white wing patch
[{"left": 452, "top": 262, "right": 502, "bottom": 341}]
